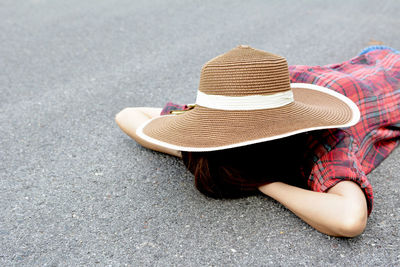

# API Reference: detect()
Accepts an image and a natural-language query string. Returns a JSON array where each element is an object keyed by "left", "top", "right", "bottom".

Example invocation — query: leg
[{"left": 115, "top": 107, "right": 182, "bottom": 158}]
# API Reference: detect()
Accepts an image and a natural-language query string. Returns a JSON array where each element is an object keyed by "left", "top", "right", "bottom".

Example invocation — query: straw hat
[{"left": 137, "top": 45, "right": 360, "bottom": 152}]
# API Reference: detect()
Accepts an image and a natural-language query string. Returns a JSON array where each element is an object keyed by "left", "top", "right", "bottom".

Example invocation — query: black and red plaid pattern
[
  {"left": 160, "top": 102, "right": 191, "bottom": 115},
  {"left": 161, "top": 47, "right": 400, "bottom": 216},
  {"left": 290, "top": 48, "right": 400, "bottom": 215}
]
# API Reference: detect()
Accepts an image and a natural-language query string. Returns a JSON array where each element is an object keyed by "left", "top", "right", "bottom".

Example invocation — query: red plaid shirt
[{"left": 161, "top": 48, "right": 400, "bottom": 216}]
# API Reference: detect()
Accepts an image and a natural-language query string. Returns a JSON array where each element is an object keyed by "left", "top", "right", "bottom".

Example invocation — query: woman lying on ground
[{"left": 115, "top": 45, "right": 400, "bottom": 237}]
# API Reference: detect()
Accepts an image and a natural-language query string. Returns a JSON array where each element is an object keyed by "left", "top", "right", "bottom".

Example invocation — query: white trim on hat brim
[{"left": 136, "top": 83, "right": 361, "bottom": 152}]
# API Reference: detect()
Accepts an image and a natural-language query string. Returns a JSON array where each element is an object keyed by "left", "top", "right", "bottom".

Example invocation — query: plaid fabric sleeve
[
  {"left": 160, "top": 102, "right": 190, "bottom": 115},
  {"left": 307, "top": 132, "right": 374, "bottom": 216}
]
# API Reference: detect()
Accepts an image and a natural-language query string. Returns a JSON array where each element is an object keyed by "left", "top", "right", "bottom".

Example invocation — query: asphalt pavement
[{"left": 1, "top": 0, "right": 400, "bottom": 266}]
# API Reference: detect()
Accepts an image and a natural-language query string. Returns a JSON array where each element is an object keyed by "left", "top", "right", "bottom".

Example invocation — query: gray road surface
[{"left": 1, "top": 0, "right": 400, "bottom": 266}]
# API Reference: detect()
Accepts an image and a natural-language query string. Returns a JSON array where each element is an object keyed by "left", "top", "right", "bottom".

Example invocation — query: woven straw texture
[
  {"left": 199, "top": 46, "right": 291, "bottom": 96},
  {"left": 142, "top": 88, "right": 352, "bottom": 149},
  {"left": 141, "top": 46, "right": 355, "bottom": 151}
]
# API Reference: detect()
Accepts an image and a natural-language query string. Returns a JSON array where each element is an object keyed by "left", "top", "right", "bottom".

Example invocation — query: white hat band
[{"left": 195, "top": 90, "right": 294, "bottom": 110}]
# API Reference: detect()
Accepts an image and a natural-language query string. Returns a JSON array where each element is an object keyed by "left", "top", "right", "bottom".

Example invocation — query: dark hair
[{"left": 181, "top": 132, "right": 310, "bottom": 199}]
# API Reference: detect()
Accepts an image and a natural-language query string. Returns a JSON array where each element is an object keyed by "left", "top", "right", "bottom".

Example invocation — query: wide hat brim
[{"left": 137, "top": 83, "right": 360, "bottom": 152}]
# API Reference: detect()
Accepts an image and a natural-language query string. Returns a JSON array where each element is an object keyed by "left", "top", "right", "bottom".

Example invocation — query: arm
[
  {"left": 115, "top": 107, "right": 182, "bottom": 158},
  {"left": 258, "top": 180, "right": 368, "bottom": 237}
]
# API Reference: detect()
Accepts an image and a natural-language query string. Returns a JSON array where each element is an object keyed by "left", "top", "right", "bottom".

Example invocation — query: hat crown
[{"left": 199, "top": 45, "right": 291, "bottom": 96}]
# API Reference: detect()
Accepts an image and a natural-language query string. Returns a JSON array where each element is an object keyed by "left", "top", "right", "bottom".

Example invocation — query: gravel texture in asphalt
[{"left": 1, "top": 0, "right": 399, "bottom": 266}]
